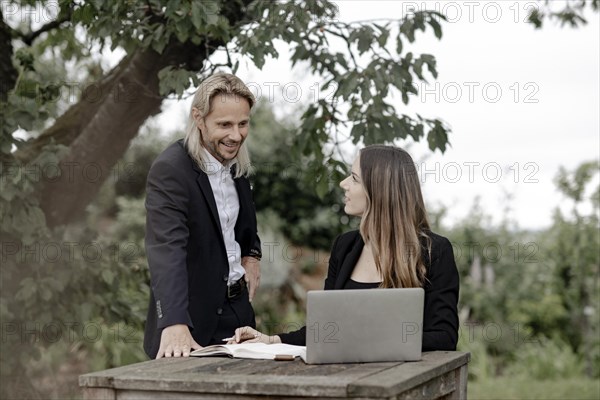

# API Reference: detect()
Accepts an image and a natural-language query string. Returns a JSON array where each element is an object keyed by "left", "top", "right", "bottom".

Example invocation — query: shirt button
[{"left": 216, "top": 308, "right": 223, "bottom": 315}]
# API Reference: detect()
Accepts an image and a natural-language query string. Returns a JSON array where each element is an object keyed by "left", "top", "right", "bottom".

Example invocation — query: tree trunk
[
  {"left": 0, "top": 12, "right": 18, "bottom": 102},
  {"left": 13, "top": 59, "right": 130, "bottom": 163},
  {"left": 37, "top": 40, "right": 212, "bottom": 227}
]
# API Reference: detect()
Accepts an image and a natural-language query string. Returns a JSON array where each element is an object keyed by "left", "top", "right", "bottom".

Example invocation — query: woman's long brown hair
[{"left": 358, "top": 145, "right": 431, "bottom": 288}]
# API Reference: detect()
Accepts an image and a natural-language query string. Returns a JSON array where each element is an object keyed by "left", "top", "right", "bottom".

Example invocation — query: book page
[
  {"left": 190, "top": 345, "right": 232, "bottom": 357},
  {"left": 191, "top": 343, "right": 306, "bottom": 361}
]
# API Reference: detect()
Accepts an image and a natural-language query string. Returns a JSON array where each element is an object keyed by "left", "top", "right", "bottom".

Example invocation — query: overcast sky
[{"left": 152, "top": 1, "right": 600, "bottom": 231}]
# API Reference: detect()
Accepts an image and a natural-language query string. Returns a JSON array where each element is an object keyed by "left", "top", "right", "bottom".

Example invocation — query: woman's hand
[{"left": 227, "top": 326, "right": 281, "bottom": 344}]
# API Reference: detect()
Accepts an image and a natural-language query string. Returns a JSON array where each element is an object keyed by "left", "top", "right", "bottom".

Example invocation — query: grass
[{"left": 468, "top": 377, "right": 600, "bottom": 399}]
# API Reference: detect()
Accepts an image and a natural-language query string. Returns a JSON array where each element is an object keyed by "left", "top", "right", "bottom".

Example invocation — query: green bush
[{"left": 506, "top": 336, "right": 585, "bottom": 380}]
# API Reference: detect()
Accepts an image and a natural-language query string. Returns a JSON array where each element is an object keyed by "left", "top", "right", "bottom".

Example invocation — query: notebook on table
[{"left": 305, "top": 288, "right": 424, "bottom": 364}]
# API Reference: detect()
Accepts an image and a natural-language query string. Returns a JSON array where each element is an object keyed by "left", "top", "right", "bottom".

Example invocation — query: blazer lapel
[
  {"left": 233, "top": 174, "right": 251, "bottom": 221},
  {"left": 232, "top": 165, "right": 244, "bottom": 207},
  {"left": 191, "top": 162, "right": 223, "bottom": 235},
  {"left": 335, "top": 234, "right": 364, "bottom": 289}
]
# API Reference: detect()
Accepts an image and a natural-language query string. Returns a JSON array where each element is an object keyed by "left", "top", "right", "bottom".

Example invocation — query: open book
[{"left": 190, "top": 343, "right": 306, "bottom": 362}]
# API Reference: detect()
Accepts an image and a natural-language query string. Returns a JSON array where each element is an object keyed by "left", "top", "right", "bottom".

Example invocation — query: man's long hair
[
  {"left": 358, "top": 145, "right": 432, "bottom": 288},
  {"left": 184, "top": 73, "right": 255, "bottom": 178}
]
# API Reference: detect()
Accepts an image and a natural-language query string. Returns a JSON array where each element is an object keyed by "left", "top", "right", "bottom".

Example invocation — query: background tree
[
  {"left": 248, "top": 101, "right": 355, "bottom": 250},
  {"left": 527, "top": 0, "right": 598, "bottom": 28},
  {"left": 450, "top": 162, "right": 599, "bottom": 389},
  {"left": 1, "top": 3, "right": 448, "bottom": 394},
  {"left": 547, "top": 161, "right": 600, "bottom": 377},
  {"left": 1, "top": 0, "right": 449, "bottom": 229},
  {"left": 1, "top": 0, "right": 598, "bottom": 398}
]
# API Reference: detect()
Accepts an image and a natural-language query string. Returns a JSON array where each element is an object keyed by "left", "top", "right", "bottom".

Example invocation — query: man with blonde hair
[{"left": 143, "top": 73, "right": 262, "bottom": 359}]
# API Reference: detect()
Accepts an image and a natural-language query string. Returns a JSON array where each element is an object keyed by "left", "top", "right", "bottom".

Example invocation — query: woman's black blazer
[{"left": 279, "top": 230, "right": 460, "bottom": 351}]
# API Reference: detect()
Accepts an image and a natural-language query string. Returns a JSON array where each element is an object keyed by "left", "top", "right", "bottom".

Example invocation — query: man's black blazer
[
  {"left": 143, "top": 140, "right": 261, "bottom": 358},
  {"left": 279, "top": 230, "right": 460, "bottom": 351}
]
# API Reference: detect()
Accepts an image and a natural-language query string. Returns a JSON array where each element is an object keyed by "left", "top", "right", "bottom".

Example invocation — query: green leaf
[
  {"left": 400, "top": 19, "right": 416, "bottom": 42},
  {"left": 349, "top": 124, "right": 364, "bottom": 144},
  {"left": 337, "top": 71, "right": 359, "bottom": 101},
  {"left": 165, "top": 0, "right": 182, "bottom": 18},
  {"left": 102, "top": 269, "right": 115, "bottom": 285},
  {"left": 191, "top": 2, "right": 205, "bottom": 29},
  {"left": 15, "top": 79, "right": 38, "bottom": 99},
  {"left": 315, "top": 173, "right": 329, "bottom": 199},
  {"left": 73, "top": 3, "right": 95, "bottom": 25},
  {"left": 375, "top": 24, "right": 390, "bottom": 47},
  {"left": 335, "top": 52, "right": 349, "bottom": 70},
  {"left": 15, "top": 49, "right": 35, "bottom": 71},
  {"left": 413, "top": 123, "right": 425, "bottom": 140},
  {"left": 413, "top": 59, "right": 424, "bottom": 80},
  {"left": 527, "top": 9, "right": 544, "bottom": 29},
  {"left": 427, "top": 121, "right": 450, "bottom": 152},
  {"left": 291, "top": 45, "right": 309, "bottom": 66},
  {"left": 428, "top": 18, "right": 443, "bottom": 39},
  {"left": 420, "top": 54, "right": 438, "bottom": 79},
  {"left": 401, "top": 91, "right": 409, "bottom": 105},
  {"left": 204, "top": 1, "right": 221, "bottom": 25},
  {"left": 151, "top": 25, "right": 167, "bottom": 54},
  {"left": 414, "top": 12, "right": 426, "bottom": 32},
  {"left": 175, "top": 19, "right": 191, "bottom": 42},
  {"left": 356, "top": 27, "right": 374, "bottom": 55}
]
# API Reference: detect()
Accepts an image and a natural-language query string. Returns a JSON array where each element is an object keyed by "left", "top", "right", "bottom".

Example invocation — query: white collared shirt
[{"left": 202, "top": 149, "right": 245, "bottom": 285}]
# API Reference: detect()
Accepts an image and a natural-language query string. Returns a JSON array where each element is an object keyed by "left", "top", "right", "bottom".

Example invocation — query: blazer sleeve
[
  {"left": 422, "top": 237, "right": 460, "bottom": 351},
  {"left": 145, "top": 159, "right": 193, "bottom": 330},
  {"left": 323, "top": 235, "right": 342, "bottom": 290},
  {"left": 278, "top": 235, "right": 343, "bottom": 345}
]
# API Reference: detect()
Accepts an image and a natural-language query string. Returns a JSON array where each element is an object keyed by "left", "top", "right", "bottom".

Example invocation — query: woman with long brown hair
[{"left": 233, "top": 145, "right": 459, "bottom": 351}]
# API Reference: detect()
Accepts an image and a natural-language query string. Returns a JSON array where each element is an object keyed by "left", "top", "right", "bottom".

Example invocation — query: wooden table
[{"left": 79, "top": 351, "right": 470, "bottom": 399}]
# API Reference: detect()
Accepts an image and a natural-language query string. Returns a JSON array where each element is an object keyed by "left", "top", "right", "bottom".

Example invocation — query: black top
[
  {"left": 343, "top": 279, "right": 381, "bottom": 290},
  {"left": 278, "top": 230, "right": 460, "bottom": 351}
]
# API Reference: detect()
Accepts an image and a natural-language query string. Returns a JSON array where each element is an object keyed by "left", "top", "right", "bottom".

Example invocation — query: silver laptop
[{"left": 305, "top": 288, "right": 424, "bottom": 364}]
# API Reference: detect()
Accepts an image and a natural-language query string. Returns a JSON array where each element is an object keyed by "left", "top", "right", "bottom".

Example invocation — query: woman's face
[{"left": 340, "top": 156, "right": 368, "bottom": 216}]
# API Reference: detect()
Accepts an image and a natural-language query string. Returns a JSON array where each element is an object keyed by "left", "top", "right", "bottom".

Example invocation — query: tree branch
[
  {"left": 323, "top": 26, "right": 359, "bottom": 70},
  {"left": 23, "top": 19, "right": 66, "bottom": 44},
  {"left": 15, "top": 6, "right": 73, "bottom": 46}
]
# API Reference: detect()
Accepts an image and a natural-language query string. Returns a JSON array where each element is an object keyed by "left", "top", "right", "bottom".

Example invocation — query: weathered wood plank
[
  {"left": 396, "top": 370, "right": 456, "bottom": 399},
  {"left": 328, "top": 362, "right": 398, "bottom": 379},
  {"left": 116, "top": 389, "right": 262, "bottom": 400},
  {"left": 261, "top": 360, "right": 328, "bottom": 376},
  {"left": 191, "top": 358, "right": 288, "bottom": 375},
  {"left": 281, "top": 362, "right": 368, "bottom": 377},
  {"left": 448, "top": 364, "right": 468, "bottom": 400},
  {"left": 80, "top": 357, "right": 227, "bottom": 388},
  {"left": 182, "top": 358, "right": 242, "bottom": 374},
  {"left": 347, "top": 352, "right": 470, "bottom": 398},
  {"left": 109, "top": 373, "right": 356, "bottom": 397},
  {"left": 82, "top": 387, "right": 116, "bottom": 400},
  {"left": 116, "top": 389, "right": 354, "bottom": 400}
]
